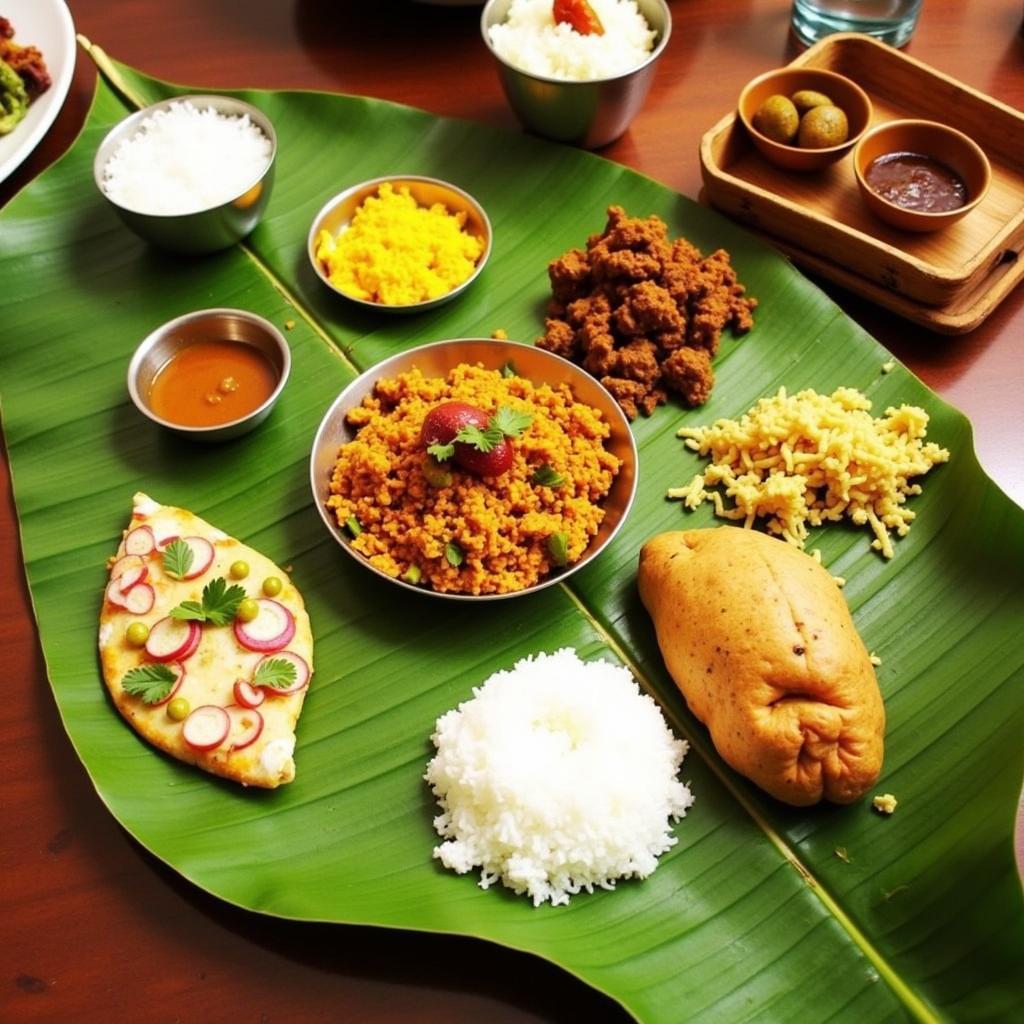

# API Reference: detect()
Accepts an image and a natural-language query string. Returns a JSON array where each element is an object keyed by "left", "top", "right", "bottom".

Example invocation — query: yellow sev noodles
[
  {"left": 315, "top": 183, "right": 483, "bottom": 305},
  {"left": 668, "top": 386, "right": 950, "bottom": 559}
]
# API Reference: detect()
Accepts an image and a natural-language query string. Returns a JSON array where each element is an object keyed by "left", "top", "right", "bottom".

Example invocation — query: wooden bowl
[
  {"left": 853, "top": 119, "right": 991, "bottom": 233},
  {"left": 737, "top": 67, "right": 872, "bottom": 172}
]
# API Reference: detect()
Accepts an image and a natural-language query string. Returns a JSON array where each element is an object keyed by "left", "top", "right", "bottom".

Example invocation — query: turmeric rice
[
  {"left": 668, "top": 386, "right": 949, "bottom": 558},
  {"left": 327, "top": 364, "right": 622, "bottom": 595},
  {"left": 315, "top": 183, "right": 484, "bottom": 305}
]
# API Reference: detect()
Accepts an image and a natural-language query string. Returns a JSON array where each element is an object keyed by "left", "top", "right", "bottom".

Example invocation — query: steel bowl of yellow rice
[
  {"left": 307, "top": 175, "right": 492, "bottom": 313},
  {"left": 309, "top": 339, "right": 638, "bottom": 600}
]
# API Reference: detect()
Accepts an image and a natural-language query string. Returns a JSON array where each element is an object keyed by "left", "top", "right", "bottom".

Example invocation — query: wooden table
[{"left": 2, "top": 2, "right": 1021, "bottom": 1020}]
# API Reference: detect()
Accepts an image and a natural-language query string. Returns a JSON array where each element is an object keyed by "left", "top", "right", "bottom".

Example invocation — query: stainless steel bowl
[
  {"left": 127, "top": 308, "right": 291, "bottom": 442},
  {"left": 310, "top": 339, "right": 638, "bottom": 601},
  {"left": 94, "top": 94, "right": 276, "bottom": 254},
  {"left": 307, "top": 175, "right": 492, "bottom": 314},
  {"left": 481, "top": 0, "right": 671, "bottom": 149}
]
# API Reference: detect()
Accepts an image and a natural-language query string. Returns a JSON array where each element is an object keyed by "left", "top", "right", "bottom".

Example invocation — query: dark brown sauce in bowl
[{"left": 864, "top": 152, "right": 968, "bottom": 213}]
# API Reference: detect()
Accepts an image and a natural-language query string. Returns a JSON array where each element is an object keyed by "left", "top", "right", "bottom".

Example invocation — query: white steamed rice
[
  {"left": 488, "top": 0, "right": 657, "bottom": 81},
  {"left": 425, "top": 648, "right": 693, "bottom": 907},
  {"left": 101, "top": 100, "right": 272, "bottom": 215}
]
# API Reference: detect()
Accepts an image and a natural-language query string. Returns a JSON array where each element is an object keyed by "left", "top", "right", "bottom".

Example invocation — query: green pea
[
  {"left": 401, "top": 564, "right": 422, "bottom": 585},
  {"left": 229, "top": 560, "right": 250, "bottom": 580},
  {"left": 125, "top": 621, "right": 150, "bottom": 646},
  {"left": 262, "top": 576, "right": 283, "bottom": 597},
  {"left": 236, "top": 597, "right": 259, "bottom": 622},
  {"left": 167, "top": 697, "right": 190, "bottom": 721}
]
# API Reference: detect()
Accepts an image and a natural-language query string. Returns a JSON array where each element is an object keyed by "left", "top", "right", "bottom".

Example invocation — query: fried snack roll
[{"left": 638, "top": 528, "right": 884, "bottom": 806}]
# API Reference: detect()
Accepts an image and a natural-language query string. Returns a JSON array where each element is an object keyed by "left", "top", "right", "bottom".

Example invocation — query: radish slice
[
  {"left": 105, "top": 578, "right": 130, "bottom": 609},
  {"left": 118, "top": 565, "right": 149, "bottom": 593},
  {"left": 256, "top": 651, "right": 310, "bottom": 696},
  {"left": 123, "top": 582, "right": 155, "bottom": 615},
  {"left": 110, "top": 554, "right": 145, "bottom": 580},
  {"left": 145, "top": 617, "right": 201, "bottom": 662},
  {"left": 152, "top": 663, "right": 186, "bottom": 707},
  {"left": 234, "top": 599, "right": 295, "bottom": 652},
  {"left": 124, "top": 526, "right": 156, "bottom": 556},
  {"left": 157, "top": 534, "right": 180, "bottom": 549},
  {"left": 233, "top": 679, "right": 265, "bottom": 708},
  {"left": 226, "top": 705, "right": 264, "bottom": 751},
  {"left": 182, "top": 705, "right": 230, "bottom": 752},
  {"left": 180, "top": 536, "right": 215, "bottom": 580}
]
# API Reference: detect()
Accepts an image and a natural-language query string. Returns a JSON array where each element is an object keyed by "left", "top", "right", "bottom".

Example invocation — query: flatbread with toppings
[{"left": 98, "top": 493, "right": 313, "bottom": 788}]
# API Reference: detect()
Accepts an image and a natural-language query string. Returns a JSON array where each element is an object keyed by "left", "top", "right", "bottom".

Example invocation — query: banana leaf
[{"left": 1, "top": 51, "right": 1022, "bottom": 1022}]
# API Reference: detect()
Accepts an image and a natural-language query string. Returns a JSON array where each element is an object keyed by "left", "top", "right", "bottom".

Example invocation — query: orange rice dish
[{"left": 326, "top": 364, "right": 622, "bottom": 595}]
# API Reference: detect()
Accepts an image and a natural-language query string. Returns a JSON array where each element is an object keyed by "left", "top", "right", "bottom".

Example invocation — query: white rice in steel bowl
[
  {"left": 487, "top": 0, "right": 657, "bottom": 81},
  {"left": 100, "top": 100, "right": 273, "bottom": 215},
  {"left": 424, "top": 648, "right": 694, "bottom": 906}
]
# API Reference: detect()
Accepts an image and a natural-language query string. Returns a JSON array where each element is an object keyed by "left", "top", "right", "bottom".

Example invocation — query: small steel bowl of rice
[
  {"left": 481, "top": 0, "right": 671, "bottom": 149},
  {"left": 307, "top": 175, "right": 492, "bottom": 314},
  {"left": 94, "top": 94, "right": 276, "bottom": 254},
  {"left": 309, "top": 339, "right": 638, "bottom": 600}
]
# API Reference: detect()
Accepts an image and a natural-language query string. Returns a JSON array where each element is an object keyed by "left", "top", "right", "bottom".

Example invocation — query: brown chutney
[{"left": 864, "top": 151, "right": 968, "bottom": 213}]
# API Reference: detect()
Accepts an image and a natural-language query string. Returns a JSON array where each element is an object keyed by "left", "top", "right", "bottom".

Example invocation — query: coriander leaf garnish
[
  {"left": 532, "top": 464, "right": 566, "bottom": 488},
  {"left": 121, "top": 663, "right": 177, "bottom": 704},
  {"left": 162, "top": 538, "right": 194, "bottom": 580},
  {"left": 170, "top": 600, "right": 206, "bottom": 622},
  {"left": 500, "top": 360, "right": 518, "bottom": 379},
  {"left": 169, "top": 576, "right": 246, "bottom": 626},
  {"left": 252, "top": 657, "right": 298, "bottom": 690},
  {"left": 428, "top": 406, "right": 534, "bottom": 463},
  {"left": 548, "top": 532, "right": 569, "bottom": 567},
  {"left": 490, "top": 407, "right": 533, "bottom": 438},
  {"left": 427, "top": 440, "right": 456, "bottom": 461},
  {"left": 445, "top": 541, "right": 464, "bottom": 567}
]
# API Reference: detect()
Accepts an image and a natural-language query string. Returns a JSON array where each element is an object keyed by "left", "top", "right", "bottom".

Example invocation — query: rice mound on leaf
[{"left": 425, "top": 648, "right": 693, "bottom": 907}]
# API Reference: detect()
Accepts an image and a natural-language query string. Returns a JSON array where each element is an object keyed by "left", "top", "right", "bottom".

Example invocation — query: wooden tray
[{"left": 699, "top": 33, "right": 1024, "bottom": 331}]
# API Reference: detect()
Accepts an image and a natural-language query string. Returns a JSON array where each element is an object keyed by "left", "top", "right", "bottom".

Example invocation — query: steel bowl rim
[
  {"left": 308, "top": 338, "right": 639, "bottom": 602},
  {"left": 480, "top": 0, "right": 672, "bottom": 87},
  {"left": 127, "top": 307, "right": 291, "bottom": 437},
  {"left": 94, "top": 93, "right": 278, "bottom": 219},
  {"left": 306, "top": 174, "right": 493, "bottom": 313}
]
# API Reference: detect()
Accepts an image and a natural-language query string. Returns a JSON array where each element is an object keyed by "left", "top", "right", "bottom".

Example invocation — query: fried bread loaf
[{"left": 638, "top": 528, "right": 884, "bottom": 806}]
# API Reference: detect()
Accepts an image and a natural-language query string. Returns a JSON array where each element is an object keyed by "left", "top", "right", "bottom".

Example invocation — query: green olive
[
  {"left": 791, "top": 89, "right": 833, "bottom": 115},
  {"left": 752, "top": 94, "right": 799, "bottom": 145},
  {"left": 229, "top": 560, "right": 250, "bottom": 580},
  {"left": 262, "top": 576, "right": 283, "bottom": 597},
  {"left": 236, "top": 597, "right": 259, "bottom": 622},
  {"left": 167, "top": 697, "right": 190, "bottom": 721},
  {"left": 125, "top": 621, "right": 150, "bottom": 646},
  {"left": 797, "top": 105, "right": 849, "bottom": 149}
]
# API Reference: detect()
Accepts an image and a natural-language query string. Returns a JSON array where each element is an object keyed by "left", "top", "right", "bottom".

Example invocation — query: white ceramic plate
[{"left": 0, "top": 0, "right": 76, "bottom": 185}]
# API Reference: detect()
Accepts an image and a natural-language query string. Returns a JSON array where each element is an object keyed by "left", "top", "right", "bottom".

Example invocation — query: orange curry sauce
[{"left": 148, "top": 340, "right": 277, "bottom": 427}]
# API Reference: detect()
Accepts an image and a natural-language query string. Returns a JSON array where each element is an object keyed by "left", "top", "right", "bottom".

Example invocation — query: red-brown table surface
[{"left": 2, "top": 2, "right": 1022, "bottom": 1021}]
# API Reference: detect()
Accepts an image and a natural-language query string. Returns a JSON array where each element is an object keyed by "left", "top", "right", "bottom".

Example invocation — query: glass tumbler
[{"left": 790, "top": 0, "right": 923, "bottom": 47}]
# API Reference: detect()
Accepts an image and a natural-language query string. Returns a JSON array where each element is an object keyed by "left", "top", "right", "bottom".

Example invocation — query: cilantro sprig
[
  {"left": 162, "top": 538, "right": 194, "bottom": 580},
  {"left": 548, "top": 533, "right": 569, "bottom": 567},
  {"left": 252, "top": 657, "right": 298, "bottom": 690},
  {"left": 121, "top": 663, "right": 178, "bottom": 704},
  {"left": 428, "top": 407, "right": 533, "bottom": 463},
  {"left": 532, "top": 464, "right": 566, "bottom": 488},
  {"left": 170, "top": 576, "right": 246, "bottom": 627}
]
